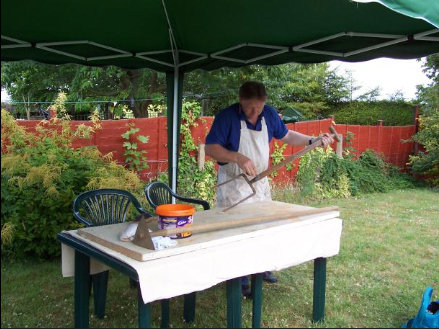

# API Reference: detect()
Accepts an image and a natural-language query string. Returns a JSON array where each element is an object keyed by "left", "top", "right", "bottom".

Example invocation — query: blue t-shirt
[{"left": 206, "top": 103, "right": 288, "bottom": 157}]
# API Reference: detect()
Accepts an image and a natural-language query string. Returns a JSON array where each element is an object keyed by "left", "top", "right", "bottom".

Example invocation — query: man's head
[
  {"left": 238, "top": 81, "right": 267, "bottom": 123},
  {"left": 239, "top": 81, "right": 267, "bottom": 101}
]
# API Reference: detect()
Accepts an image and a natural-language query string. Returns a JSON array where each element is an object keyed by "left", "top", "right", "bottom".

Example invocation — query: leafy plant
[
  {"left": 1, "top": 222, "right": 14, "bottom": 248},
  {"left": 1, "top": 94, "right": 146, "bottom": 259},
  {"left": 296, "top": 147, "right": 351, "bottom": 200},
  {"left": 343, "top": 131, "right": 357, "bottom": 160},
  {"left": 156, "top": 101, "right": 217, "bottom": 207},
  {"left": 270, "top": 142, "right": 293, "bottom": 178},
  {"left": 408, "top": 109, "right": 439, "bottom": 186},
  {"left": 121, "top": 122, "right": 150, "bottom": 172},
  {"left": 296, "top": 147, "right": 417, "bottom": 201},
  {"left": 408, "top": 54, "right": 439, "bottom": 187},
  {"left": 147, "top": 103, "right": 166, "bottom": 117}
]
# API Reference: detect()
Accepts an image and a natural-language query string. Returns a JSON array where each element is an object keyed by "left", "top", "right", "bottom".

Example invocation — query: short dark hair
[{"left": 239, "top": 81, "right": 267, "bottom": 100}]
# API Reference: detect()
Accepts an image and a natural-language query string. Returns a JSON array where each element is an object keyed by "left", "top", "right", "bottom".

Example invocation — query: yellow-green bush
[{"left": 1, "top": 100, "right": 146, "bottom": 259}]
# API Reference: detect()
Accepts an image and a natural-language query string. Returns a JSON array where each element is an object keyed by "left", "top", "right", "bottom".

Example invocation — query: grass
[{"left": 2, "top": 188, "right": 438, "bottom": 328}]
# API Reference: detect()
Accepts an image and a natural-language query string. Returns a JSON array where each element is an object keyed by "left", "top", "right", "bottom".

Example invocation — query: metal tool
[
  {"left": 133, "top": 206, "right": 339, "bottom": 250},
  {"left": 215, "top": 126, "right": 341, "bottom": 211}
]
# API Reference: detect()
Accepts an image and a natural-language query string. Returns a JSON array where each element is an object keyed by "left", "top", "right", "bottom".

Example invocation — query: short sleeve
[
  {"left": 205, "top": 110, "right": 231, "bottom": 147},
  {"left": 265, "top": 106, "right": 288, "bottom": 140}
]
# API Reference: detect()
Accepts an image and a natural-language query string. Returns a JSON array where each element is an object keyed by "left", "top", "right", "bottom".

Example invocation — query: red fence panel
[{"left": 15, "top": 117, "right": 416, "bottom": 183}]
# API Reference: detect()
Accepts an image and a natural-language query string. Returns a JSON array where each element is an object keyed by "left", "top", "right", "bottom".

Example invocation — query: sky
[
  {"left": 329, "top": 57, "right": 432, "bottom": 101},
  {"left": 1, "top": 57, "right": 432, "bottom": 103}
]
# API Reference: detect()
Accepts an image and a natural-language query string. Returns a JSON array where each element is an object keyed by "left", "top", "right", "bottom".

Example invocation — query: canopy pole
[
  {"left": 165, "top": 70, "right": 184, "bottom": 200},
  {"left": 162, "top": 0, "right": 184, "bottom": 200},
  {"left": 171, "top": 67, "right": 179, "bottom": 199}
]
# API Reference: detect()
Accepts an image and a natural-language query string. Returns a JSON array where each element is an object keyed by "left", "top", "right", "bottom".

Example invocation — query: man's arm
[
  {"left": 280, "top": 130, "right": 333, "bottom": 147},
  {"left": 280, "top": 130, "right": 312, "bottom": 146},
  {"left": 205, "top": 144, "right": 258, "bottom": 176}
]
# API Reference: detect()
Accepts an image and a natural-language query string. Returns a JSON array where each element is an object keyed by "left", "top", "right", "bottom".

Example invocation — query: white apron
[{"left": 217, "top": 117, "right": 272, "bottom": 208}]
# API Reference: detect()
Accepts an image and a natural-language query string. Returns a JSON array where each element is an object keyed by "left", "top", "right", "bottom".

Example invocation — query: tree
[
  {"left": 1, "top": 62, "right": 75, "bottom": 119},
  {"left": 1, "top": 62, "right": 167, "bottom": 118},
  {"left": 388, "top": 89, "right": 405, "bottom": 102},
  {"left": 325, "top": 68, "right": 358, "bottom": 102},
  {"left": 3, "top": 61, "right": 355, "bottom": 120},
  {"left": 68, "top": 66, "right": 167, "bottom": 118},
  {"left": 184, "top": 63, "right": 351, "bottom": 119},
  {"left": 416, "top": 55, "right": 439, "bottom": 110},
  {"left": 356, "top": 86, "right": 382, "bottom": 102},
  {"left": 409, "top": 55, "right": 439, "bottom": 186}
]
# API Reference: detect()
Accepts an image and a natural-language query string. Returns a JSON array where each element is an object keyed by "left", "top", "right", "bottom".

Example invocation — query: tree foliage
[
  {"left": 3, "top": 61, "right": 358, "bottom": 120},
  {"left": 409, "top": 55, "right": 439, "bottom": 186},
  {"left": 1, "top": 62, "right": 74, "bottom": 119},
  {"left": 1, "top": 94, "right": 147, "bottom": 258},
  {"left": 184, "top": 63, "right": 353, "bottom": 119},
  {"left": 322, "top": 100, "right": 415, "bottom": 126},
  {"left": 1, "top": 62, "right": 166, "bottom": 118},
  {"left": 2, "top": 59, "right": 419, "bottom": 124}
]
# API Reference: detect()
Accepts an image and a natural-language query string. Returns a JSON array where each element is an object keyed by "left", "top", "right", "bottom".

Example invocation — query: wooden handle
[
  {"left": 254, "top": 126, "right": 339, "bottom": 181},
  {"left": 329, "top": 126, "right": 341, "bottom": 142},
  {"left": 150, "top": 206, "right": 339, "bottom": 237},
  {"left": 255, "top": 139, "right": 323, "bottom": 180}
]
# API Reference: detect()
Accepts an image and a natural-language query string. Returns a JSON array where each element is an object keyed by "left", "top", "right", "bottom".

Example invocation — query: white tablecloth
[{"left": 62, "top": 210, "right": 343, "bottom": 304}]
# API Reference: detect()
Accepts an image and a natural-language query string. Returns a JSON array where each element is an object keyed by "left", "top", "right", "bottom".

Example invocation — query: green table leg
[
  {"left": 92, "top": 270, "right": 109, "bottom": 319},
  {"left": 130, "top": 277, "right": 138, "bottom": 289},
  {"left": 138, "top": 288, "right": 152, "bottom": 328},
  {"left": 227, "top": 278, "right": 242, "bottom": 328},
  {"left": 313, "top": 257, "right": 327, "bottom": 323},
  {"left": 74, "top": 250, "right": 91, "bottom": 328},
  {"left": 183, "top": 292, "right": 197, "bottom": 323},
  {"left": 160, "top": 299, "right": 170, "bottom": 328},
  {"left": 251, "top": 273, "right": 263, "bottom": 328}
]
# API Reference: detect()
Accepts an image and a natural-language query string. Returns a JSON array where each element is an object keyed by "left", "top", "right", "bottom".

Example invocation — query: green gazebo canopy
[
  {"left": 2, "top": 0, "right": 438, "bottom": 190},
  {"left": 2, "top": 0, "right": 438, "bottom": 72}
]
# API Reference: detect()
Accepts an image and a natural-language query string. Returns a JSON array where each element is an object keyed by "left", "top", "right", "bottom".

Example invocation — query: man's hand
[
  {"left": 205, "top": 144, "right": 259, "bottom": 176},
  {"left": 318, "top": 133, "right": 334, "bottom": 147},
  {"left": 237, "top": 153, "right": 258, "bottom": 176}
]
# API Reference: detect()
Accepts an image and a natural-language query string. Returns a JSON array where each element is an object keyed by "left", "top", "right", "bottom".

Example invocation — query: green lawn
[{"left": 1, "top": 188, "right": 438, "bottom": 328}]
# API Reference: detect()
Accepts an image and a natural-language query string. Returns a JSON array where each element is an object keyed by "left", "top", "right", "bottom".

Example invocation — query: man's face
[{"left": 239, "top": 98, "right": 265, "bottom": 123}]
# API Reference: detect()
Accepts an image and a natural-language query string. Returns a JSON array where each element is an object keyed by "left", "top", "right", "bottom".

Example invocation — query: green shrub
[
  {"left": 1, "top": 97, "right": 146, "bottom": 259},
  {"left": 158, "top": 101, "right": 217, "bottom": 208},
  {"left": 324, "top": 101, "right": 415, "bottom": 126},
  {"left": 296, "top": 147, "right": 417, "bottom": 201},
  {"left": 296, "top": 148, "right": 351, "bottom": 200},
  {"left": 408, "top": 108, "right": 439, "bottom": 187}
]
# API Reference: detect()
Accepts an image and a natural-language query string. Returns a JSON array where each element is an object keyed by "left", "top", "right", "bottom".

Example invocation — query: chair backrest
[
  {"left": 145, "top": 181, "right": 210, "bottom": 210},
  {"left": 73, "top": 189, "right": 151, "bottom": 227},
  {"left": 145, "top": 182, "right": 173, "bottom": 209}
]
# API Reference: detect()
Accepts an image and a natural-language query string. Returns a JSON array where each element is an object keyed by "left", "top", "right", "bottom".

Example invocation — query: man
[{"left": 205, "top": 81, "right": 333, "bottom": 297}]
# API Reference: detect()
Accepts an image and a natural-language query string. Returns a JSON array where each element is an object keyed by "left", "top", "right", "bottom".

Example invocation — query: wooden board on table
[{"left": 77, "top": 201, "right": 339, "bottom": 262}]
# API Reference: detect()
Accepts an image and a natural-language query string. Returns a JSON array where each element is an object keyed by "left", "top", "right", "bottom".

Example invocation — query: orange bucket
[{"left": 155, "top": 204, "right": 195, "bottom": 239}]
